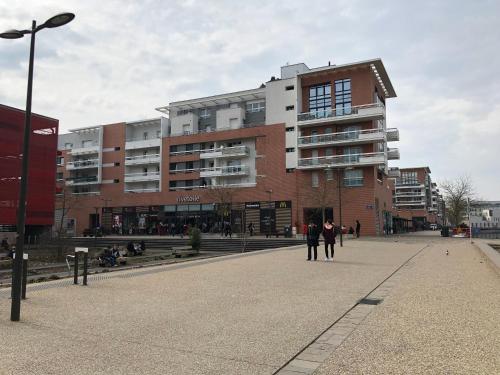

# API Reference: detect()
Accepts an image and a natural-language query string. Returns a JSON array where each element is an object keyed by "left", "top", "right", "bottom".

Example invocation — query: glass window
[
  {"left": 312, "top": 172, "right": 319, "bottom": 187},
  {"left": 326, "top": 169, "right": 334, "bottom": 181},
  {"left": 64, "top": 143, "right": 73, "bottom": 149},
  {"left": 177, "top": 205, "right": 189, "bottom": 211},
  {"left": 344, "top": 169, "right": 363, "bottom": 187},
  {"left": 309, "top": 83, "right": 332, "bottom": 117},
  {"left": 246, "top": 102, "right": 265, "bottom": 113},
  {"left": 335, "top": 79, "right": 352, "bottom": 116}
]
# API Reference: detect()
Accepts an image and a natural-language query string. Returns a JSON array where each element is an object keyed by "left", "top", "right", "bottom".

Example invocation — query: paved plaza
[{"left": 0, "top": 235, "right": 498, "bottom": 374}]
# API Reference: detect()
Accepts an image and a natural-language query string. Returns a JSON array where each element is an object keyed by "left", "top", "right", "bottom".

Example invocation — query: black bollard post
[
  {"left": 73, "top": 251, "right": 79, "bottom": 285},
  {"left": 21, "top": 253, "right": 28, "bottom": 300},
  {"left": 83, "top": 251, "right": 89, "bottom": 286}
]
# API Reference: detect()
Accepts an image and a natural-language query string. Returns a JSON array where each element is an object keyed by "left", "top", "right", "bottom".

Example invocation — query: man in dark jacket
[
  {"left": 306, "top": 222, "right": 319, "bottom": 261},
  {"left": 356, "top": 220, "right": 361, "bottom": 238}
]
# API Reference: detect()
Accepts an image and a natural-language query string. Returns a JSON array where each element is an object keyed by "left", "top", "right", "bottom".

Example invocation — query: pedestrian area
[{"left": 0, "top": 237, "right": 498, "bottom": 374}]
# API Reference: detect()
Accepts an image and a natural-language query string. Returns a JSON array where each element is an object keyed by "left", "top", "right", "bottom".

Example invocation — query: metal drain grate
[{"left": 358, "top": 297, "right": 383, "bottom": 305}]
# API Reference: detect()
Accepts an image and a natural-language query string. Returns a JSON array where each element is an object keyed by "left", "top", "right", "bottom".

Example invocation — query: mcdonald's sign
[{"left": 275, "top": 201, "right": 291, "bottom": 209}]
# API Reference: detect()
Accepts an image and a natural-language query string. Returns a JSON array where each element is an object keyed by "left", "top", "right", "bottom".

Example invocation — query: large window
[
  {"left": 309, "top": 83, "right": 331, "bottom": 116},
  {"left": 399, "top": 171, "right": 418, "bottom": 185},
  {"left": 335, "top": 79, "right": 351, "bottom": 115},
  {"left": 343, "top": 146, "right": 362, "bottom": 163},
  {"left": 344, "top": 169, "right": 363, "bottom": 187},
  {"left": 246, "top": 102, "right": 265, "bottom": 113}
]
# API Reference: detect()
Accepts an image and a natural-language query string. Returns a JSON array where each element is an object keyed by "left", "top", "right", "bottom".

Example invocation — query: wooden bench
[{"left": 171, "top": 246, "right": 197, "bottom": 258}]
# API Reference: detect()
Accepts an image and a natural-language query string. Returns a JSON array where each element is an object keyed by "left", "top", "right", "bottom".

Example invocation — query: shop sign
[
  {"left": 176, "top": 195, "right": 200, "bottom": 203},
  {"left": 275, "top": 201, "right": 291, "bottom": 209},
  {"left": 245, "top": 202, "right": 260, "bottom": 209}
]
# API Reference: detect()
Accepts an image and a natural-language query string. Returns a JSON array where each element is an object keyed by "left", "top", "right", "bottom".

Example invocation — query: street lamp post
[
  {"left": 265, "top": 189, "right": 273, "bottom": 238},
  {"left": 1, "top": 12, "right": 75, "bottom": 322},
  {"left": 337, "top": 168, "right": 343, "bottom": 247}
]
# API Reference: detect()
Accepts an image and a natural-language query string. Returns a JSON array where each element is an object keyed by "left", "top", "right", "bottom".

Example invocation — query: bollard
[
  {"left": 73, "top": 251, "right": 79, "bottom": 285},
  {"left": 82, "top": 251, "right": 89, "bottom": 286},
  {"left": 21, "top": 253, "right": 28, "bottom": 300},
  {"left": 74, "top": 247, "right": 88, "bottom": 286}
]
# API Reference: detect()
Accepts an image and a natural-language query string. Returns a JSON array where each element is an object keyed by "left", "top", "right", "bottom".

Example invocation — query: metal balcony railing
[
  {"left": 124, "top": 154, "right": 160, "bottom": 165},
  {"left": 298, "top": 151, "right": 385, "bottom": 169},
  {"left": 298, "top": 128, "right": 384, "bottom": 147},
  {"left": 297, "top": 103, "right": 385, "bottom": 123},
  {"left": 66, "top": 159, "right": 99, "bottom": 169}
]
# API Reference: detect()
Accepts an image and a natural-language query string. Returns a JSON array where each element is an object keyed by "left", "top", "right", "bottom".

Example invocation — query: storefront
[{"left": 101, "top": 200, "right": 292, "bottom": 236}]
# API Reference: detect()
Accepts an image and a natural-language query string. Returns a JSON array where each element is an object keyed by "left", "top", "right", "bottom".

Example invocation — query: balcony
[
  {"left": 298, "top": 128, "right": 385, "bottom": 149},
  {"left": 387, "top": 148, "right": 400, "bottom": 160},
  {"left": 124, "top": 154, "right": 161, "bottom": 166},
  {"left": 124, "top": 171, "right": 160, "bottom": 182},
  {"left": 66, "top": 159, "right": 99, "bottom": 170},
  {"left": 395, "top": 183, "right": 425, "bottom": 189},
  {"left": 297, "top": 103, "right": 385, "bottom": 127},
  {"left": 200, "top": 165, "right": 249, "bottom": 178},
  {"left": 200, "top": 145, "right": 249, "bottom": 159},
  {"left": 66, "top": 176, "right": 99, "bottom": 186},
  {"left": 298, "top": 152, "right": 385, "bottom": 169},
  {"left": 125, "top": 187, "right": 160, "bottom": 193},
  {"left": 394, "top": 191, "right": 425, "bottom": 199},
  {"left": 69, "top": 142, "right": 100, "bottom": 155},
  {"left": 169, "top": 182, "right": 257, "bottom": 191},
  {"left": 125, "top": 136, "right": 161, "bottom": 150},
  {"left": 388, "top": 167, "right": 400, "bottom": 178},
  {"left": 386, "top": 128, "right": 399, "bottom": 142}
]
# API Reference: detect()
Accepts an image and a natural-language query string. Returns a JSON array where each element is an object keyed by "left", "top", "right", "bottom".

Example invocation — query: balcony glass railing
[
  {"left": 124, "top": 154, "right": 160, "bottom": 163},
  {"left": 298, "top": 128, "right": 384, "bottom": 146},
  {"left": 66, "top": 159, "right": 99, "bottom": 169},
  {"left": 298, "top": 152, "right": 385, "bottom": 168},
  {"left": 201, "top": 165, "right": 249, "bottom": 175},
  {"left": 297, "top": 103, "right": 384, "bottom": 122},
  {"left": 66, "top": 176, "right": 98, "bottom": 184},
  {"left": 125, "top": 135, "right": 161, "bottom": 142},
  {"left": 124, "top": 171, "right": 160, "bottom": 178}
]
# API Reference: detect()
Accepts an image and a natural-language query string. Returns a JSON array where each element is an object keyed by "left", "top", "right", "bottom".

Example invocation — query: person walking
[
  {"left": 247, "top": 222, "right": 254, "bottom": 236},
  {"left": 306, "top": 222, "right": 319, "bottom": 261},
  {"left": 322, "top": 220, "right": 336, "bottom": 261},
  {"left": 356, "top": 220, "right": 361, "bottom": 238}
]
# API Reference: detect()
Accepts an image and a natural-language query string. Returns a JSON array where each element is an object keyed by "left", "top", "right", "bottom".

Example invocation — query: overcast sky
[{"left": 1, "top": 0, "right": 499, "bottom": 199}]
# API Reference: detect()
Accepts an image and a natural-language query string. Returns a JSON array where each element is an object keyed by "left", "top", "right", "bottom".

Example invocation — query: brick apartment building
[
  {"left": 392, "top": 166, "right": 445, "bottom": 230},
  {"left": 56, "top": 58, "right": 400, "bottom": 236}
]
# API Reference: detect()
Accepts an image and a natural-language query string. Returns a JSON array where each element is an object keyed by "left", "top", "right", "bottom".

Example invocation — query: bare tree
[
  {"left": 440, "top": 176, "right": 474, "bottom": 227},
  {"left": 53, "top": 185, "right": 82, "bottom": 260},
  {"left": 205, "top": 185, "right": 236, "bottom": 235},
  {"left": 305, "top": 171, "right": 336, "bottom": 224}
]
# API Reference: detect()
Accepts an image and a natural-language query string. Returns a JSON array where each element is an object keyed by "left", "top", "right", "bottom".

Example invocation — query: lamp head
[
  {"left": 43, "top": 12, "right": 75, "bottom": 28},
  {"left": 0, "top": 29, "right": 25, "bottom": 39}
]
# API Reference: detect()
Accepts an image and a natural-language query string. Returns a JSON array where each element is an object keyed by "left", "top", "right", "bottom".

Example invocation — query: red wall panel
[{"left": 0, "top": 104, "right": 59, "bottom": 226}]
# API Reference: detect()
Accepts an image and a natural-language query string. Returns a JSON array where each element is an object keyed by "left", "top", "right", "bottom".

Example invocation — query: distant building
[
  {"left": 392, "top": 166, "right": 444, "bottom": 230},
  {"left": 0, "top": 104, "right": 59, "bottom": 236},
  {"left": 470, "top": 201, "right": 500, "bottom": 229}
]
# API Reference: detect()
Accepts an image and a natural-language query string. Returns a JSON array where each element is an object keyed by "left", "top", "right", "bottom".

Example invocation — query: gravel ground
[
  {"left": 0, "top": 239, "right": 422, "bottom": 375},
  {"left": 315, "top": 239, "right": 500, "bottom": 375}
]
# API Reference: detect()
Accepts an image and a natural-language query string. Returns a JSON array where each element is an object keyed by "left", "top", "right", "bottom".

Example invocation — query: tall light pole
[
  {"left": 1, "top": 12, "right": 75, "bottom": 322},
  {"left": 266, "top": 189, "right": 273, "bottom": 238},
  {"left": 337, "top": 168, "right": 343, "bottom": 247}
]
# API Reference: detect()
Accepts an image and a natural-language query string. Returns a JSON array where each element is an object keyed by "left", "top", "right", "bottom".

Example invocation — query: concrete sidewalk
[
  {"left": 1, "top": 237, "right": 497, "bottom": 374},
  {"left": 0, "top": 239, "right": 422, "bottom": 374},
  {"left": 314, "top": 240, "right": 500, "bottom": 374}
]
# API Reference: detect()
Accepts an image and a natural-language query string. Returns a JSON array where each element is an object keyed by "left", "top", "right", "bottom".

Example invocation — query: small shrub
[{"left": 189, "top": 227, "right": 202, "bottom": 252}]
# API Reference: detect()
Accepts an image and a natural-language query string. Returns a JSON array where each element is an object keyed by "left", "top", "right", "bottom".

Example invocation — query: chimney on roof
[
  {"left": 328, "top": 61, "right": 331, "bottom": 66},
  {"left": 270, "top": 76, "right": 276, "bottom": 81}
]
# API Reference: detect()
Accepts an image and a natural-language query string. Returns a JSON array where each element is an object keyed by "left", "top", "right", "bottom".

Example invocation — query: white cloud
[{"left": 0, "top": 0, "right": 499, "bottom": 198}]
